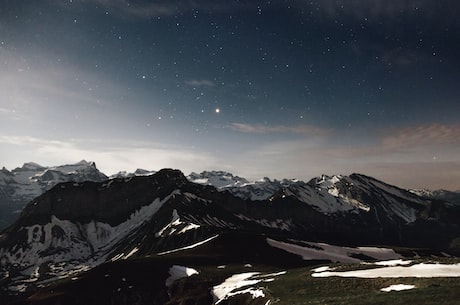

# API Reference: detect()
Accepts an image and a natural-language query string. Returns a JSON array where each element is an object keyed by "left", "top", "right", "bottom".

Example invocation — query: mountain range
[
  {"left": 0, "top": 162, "right": 459, "bottom": 304},
  {"left": 0, "top": 161, "right": 108, "bottom": 230}
]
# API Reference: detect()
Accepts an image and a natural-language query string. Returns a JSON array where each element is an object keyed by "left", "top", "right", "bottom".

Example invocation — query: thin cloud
[
  {"left": 324, "top": 123, "right": 460, "bottom": 159},
  {"left": 356, "top": 161, "right": 460, "bottom": 191},
  {"left": 0, "top": 108, "right": 18, "bottom": 115},
  {"left": 229, "top": 123, "right": 331, "bottom": 136},
  {"left": 184, "top": 79, "right": 216, "bottom": 87},
  {"left": 305, "top": 0, "right": 439, "bottom": 20},
  {"left": 381, "top": 48, "right": 421, "bottom": 67},
  {"left": 92, "top": 0, "right": 177, "bottom": 17},
  {"left": 74, "top": 0, "right": 258, "bottom": 19},
  {"left": 0, "top": 136, "right": 66, "bottom": 146},
  {"left": 381, "top": 123, "right": 460, "bottom": 149},
  {"left": 0, "top": 136, "right": 219, "bottom": 175}
]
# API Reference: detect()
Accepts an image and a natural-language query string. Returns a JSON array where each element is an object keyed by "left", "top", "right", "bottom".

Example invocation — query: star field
[{"left": 1, "top": 0, "right": 460, "bottom": 190}]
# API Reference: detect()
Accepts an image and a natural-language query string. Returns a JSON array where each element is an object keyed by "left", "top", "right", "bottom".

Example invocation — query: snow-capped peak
[
  {"left": 409, "top": 189, "right": 435, "bottom": 197},
  {"left": 75, "top": 160, "right": 94, "bottom": 166},
  {"left": 109, "top": 169, "right": 156, "bottom": 179},
  {"left": 134, "top": 168, "right": 156, "bottom": 176},
  {"left": 18, "top": 162, "right": 46, "bottom": 171},
  {"left": 306, "top": 174, "right": 344, "bottom": 198},
  {"left": 318, "top": 174, "right": 342, "bottom": 185},
  {"left": 187, "top": 170, "right": 250, "bottom": 188}
]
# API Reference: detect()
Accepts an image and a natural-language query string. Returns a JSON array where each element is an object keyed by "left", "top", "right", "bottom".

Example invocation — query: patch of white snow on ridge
[
  {"left": 123, "top": 247, "right": 139, "bottom": 259},
  {"left": 340, "top": 196, "right": 371, "bottom": 212},
  {"left": 267, "top": 238, "right": 400, "bottom": 263},
  {"left": 157, "top": 235, "right": 219, "bottom": 255},
  {"left": 165, "top": 265, "right": 199, "bottom": 287},
  {"left": 312, "top": 266, "right": 333, "bottom": 273},
  {"left": 156, "top": 209, "right": 200, "bottom": 237},
  {"left": 284, "top": 183, "right": 370, "bottom": 214},
  {"left": 212, "top": 272, "right": 263, "bottom": 304},
  {"left": 328, "top": 187, "right": 339, "bottom": 197},
  {"left": 212, "top": 270, "right": 285, "bottom": 304},
  {"left": 191, "top": 178, "right": 209, "bottom": 185},
  {"left": 373, "top": 259, "right": 412, "bottom": 267},
  {"left": 312, "top": 263, "right": 460, "bottom": 278},
  {"left": 353, "top": 246, "right": 403, "bottom": 260},
  {"left": 381, "top": 284, "right": 416, "bottom": 292},
  {"left": 317, "top": 175, "right": 342, "bottom": 198}
]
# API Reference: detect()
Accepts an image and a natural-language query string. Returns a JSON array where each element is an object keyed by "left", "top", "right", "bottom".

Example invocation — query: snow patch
[
  {"left": 165, "top": 265, "right": 199, "bottom": 287},
  {"left": 267, "top": 238, "right": 400, "bottom": 263},
  {"left": 373, "top": 259, "right": 412, "bottom": 266},
  {"left": 381, "top": 284, "right": 416, "bottom": 292},
  {"left": 123, "top": 247, "right": 139, "bottom": 259},
  {"left": 212, "top": 272, "right": 263, "bottom": 304},
  {"left": 284, "top": 183, "right": 370, "bottom": 214},
  {"left": 212, "top": 271, "right": 286, "bottom": 304},
  {"left": 312, "top": 263, "right": 460, "bottom": 278},
  {"left": 157, "top": 235, "right": 219, "bottom": 255},
  {"left": 156, "top": 209, "right": 200, "bottom": 237},
  {"left": 312, "top": 266, "right": 333, "bottom": 273}
]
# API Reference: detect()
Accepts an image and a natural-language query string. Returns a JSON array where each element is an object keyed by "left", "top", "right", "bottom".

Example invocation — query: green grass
[{"left": 264, "top": 266, "right": 460, "bottom": 305}]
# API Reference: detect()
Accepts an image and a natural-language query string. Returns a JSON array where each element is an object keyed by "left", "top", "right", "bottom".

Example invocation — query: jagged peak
[
  {"left": 187, "top": 170, "right": 250, "bottom": 189},
  {"left": 308, "top": 174, "right": 343, "bottom": 187},
  {"left": 155, "top": 168, "right": 188, "bottom": 182},
  {"left": 259, "top": 177, "right": 272, "bottom": 183},
  {"left": 409, "top": 188, "right": 434, "bottom": 197},
  {"left": 192, "top": 170, "right": 239, "bottom": 178},
  {"left": 17, "top": 162, "right": 46, "bottom": 171},
  {"left": 75, "top": 160, "right": 97, "bottom": 168},
  {"left": 134, "top": 168, "right": 156, "bottom": 176}
]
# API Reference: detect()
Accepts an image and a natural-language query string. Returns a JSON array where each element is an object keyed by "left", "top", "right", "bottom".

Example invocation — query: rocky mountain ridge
[
  {"left": 410, "top": 188, "right": 460, "bottom": 205},
  {"left": 0, "top": 161, "right": 108, "bottom": 229},
  {"left": 0, "top": 168, "right": 459, "bottom": 304},
  {"left": 2, "top": 161, "right": 459, "bottom": 230}
]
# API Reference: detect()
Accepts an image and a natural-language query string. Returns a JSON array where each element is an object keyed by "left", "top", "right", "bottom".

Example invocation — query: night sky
[{"left": 1, "top": 0, "right": 460, "bottom": 190}]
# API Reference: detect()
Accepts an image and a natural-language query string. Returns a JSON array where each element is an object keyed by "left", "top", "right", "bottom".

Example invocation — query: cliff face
[
  {"left": 17, "top": 169, "right": 187, "bottom": 227},
  {"left": 0, "top": 161, "right": 108, "bottom": 230}
]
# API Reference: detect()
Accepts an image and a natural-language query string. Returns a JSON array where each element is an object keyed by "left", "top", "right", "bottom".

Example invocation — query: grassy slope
[
  {"left": 6, "top": 232, "right": 460, "bottom": 305},
  {"left": 266, "top": 265, "right": 460, "bottom": 305}
]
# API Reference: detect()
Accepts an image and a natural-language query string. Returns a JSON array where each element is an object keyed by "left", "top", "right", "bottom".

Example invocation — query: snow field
[
  {"left": 212, "top": 271, "right": 286, "bottom": 304},
  {"left": 380, "top": 284, "right": 416, "bottom": 292},
  {"left": 312, "top": 263, "right": 460, "bottom": 278},
  {"left": 267, "top": 238, "right": 401, "bottom": 263}
]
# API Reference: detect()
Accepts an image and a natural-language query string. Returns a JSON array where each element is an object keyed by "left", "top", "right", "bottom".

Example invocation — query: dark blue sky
[{"left": 1, "top": 0, "right": 460, "bottom": 189}]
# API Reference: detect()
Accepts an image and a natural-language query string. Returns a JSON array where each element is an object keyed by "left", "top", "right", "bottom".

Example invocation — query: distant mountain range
[
  {"left": 0, "top": 161, "right": 108, "bottom": 229},
  {"left": 0, "top": 163, "right": 459, "bottom": 304},
  {"left": 2, "top": 161, "right": 458, "bottom": 231}
]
